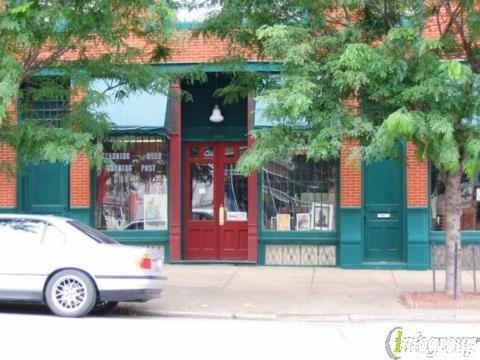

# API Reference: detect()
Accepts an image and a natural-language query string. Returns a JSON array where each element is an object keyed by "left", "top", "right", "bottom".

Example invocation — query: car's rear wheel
[
  {"left": 45, "top": 270, "right": 96, "bottom": 317},
  {"left": 91, "top": 301, "right": 119, "bottom": 315}
]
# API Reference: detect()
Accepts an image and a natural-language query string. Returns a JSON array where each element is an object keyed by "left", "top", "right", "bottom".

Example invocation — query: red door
[{"left": 184, "top": 142, "right": 249, "bottom": 260}]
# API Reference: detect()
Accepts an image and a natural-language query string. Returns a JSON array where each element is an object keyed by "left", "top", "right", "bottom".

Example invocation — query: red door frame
[
  {"left": 169, "top": 88, "right": 258, "bottom": 262},
  {"left": 183, "top": 142, "right": 249, "bottom": 260}
]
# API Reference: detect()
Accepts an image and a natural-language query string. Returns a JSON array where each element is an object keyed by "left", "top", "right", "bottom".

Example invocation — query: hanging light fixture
[
  {"left": 209, "top": 104, "right": 224, "bottom": 123},
  {"left": 209, "top": 73, "right": 224, "bottom": 123}
]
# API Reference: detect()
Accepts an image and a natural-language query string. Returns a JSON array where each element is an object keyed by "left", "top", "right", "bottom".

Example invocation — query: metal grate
[
  {"left": 23, "top": 97, "right": 68, "bottom": 126},
  {"left": 265, "top": 245, "right": 336, "bottom": 266},
  {"left": 19, "top": 77, "right": 69, "bottom": 127},
  {"left": 431, "top": 244, "right": 480, "bottom": 270}
]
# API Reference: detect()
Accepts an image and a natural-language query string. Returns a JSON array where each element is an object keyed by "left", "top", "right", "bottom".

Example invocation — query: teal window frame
[{"left": 258, "top": 158, "right": 340, "bottom": 246}]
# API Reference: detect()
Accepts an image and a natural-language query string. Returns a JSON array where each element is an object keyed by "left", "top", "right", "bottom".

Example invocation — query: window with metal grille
[{"left": 19, "top": 77, "right": 70, "bottom": 127}]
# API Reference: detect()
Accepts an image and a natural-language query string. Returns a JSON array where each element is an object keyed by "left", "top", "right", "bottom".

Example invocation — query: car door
[{"left": 0, "top": 218, "right": 47, "bottom": 301}]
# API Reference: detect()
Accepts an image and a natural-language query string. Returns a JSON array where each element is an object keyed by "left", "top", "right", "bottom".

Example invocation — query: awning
[
  {"left": 254, "top": 99, "right": 307, "bottom": 128},
  {"left": 90, "top": 79, "right": 168, "bottom": 134}
]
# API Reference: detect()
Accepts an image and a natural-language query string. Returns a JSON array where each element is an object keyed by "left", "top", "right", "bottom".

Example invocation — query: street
[{"left": 1, "top": 305, "right": 480, "bottom": 360}]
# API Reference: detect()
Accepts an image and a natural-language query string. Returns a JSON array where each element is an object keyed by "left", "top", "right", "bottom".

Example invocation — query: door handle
[{"left": 219, "top": 204, "right": 225, "bottom": 226}]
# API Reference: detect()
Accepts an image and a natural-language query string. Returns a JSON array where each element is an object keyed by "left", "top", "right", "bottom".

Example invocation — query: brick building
[{"left": 0, "top": 12, "right": 479, "bottom": 269}]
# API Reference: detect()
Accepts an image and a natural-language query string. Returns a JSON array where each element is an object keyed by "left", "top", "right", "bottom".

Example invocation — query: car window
[
  {"left": 42, "top": 223, "right": 67, "bottom": 245},
  {"left": 67, "top": 220, "right": 120, "bottom": 244},
  {"left": 0, "top": 219, "right": 45, "bottom": 244}
]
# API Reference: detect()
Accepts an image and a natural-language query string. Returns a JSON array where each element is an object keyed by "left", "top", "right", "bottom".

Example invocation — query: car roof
[{"left": 0, "top": 214, "right": 72, "bottom": 222}]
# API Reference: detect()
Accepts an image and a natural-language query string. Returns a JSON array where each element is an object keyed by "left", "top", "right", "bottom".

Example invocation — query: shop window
[
  {"left": 430, "top": 168, "right": 480, "bottom": 231},
  {"left": 96, "top": 136, "right": 168, "bottom": 231},
  {"left": 263, "top": 156, "right": 337, "bottom": 231}
]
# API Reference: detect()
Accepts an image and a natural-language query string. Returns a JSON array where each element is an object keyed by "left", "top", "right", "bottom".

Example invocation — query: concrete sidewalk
[{"left": 129, "top": 265, "right": 480, "bottom": 322}]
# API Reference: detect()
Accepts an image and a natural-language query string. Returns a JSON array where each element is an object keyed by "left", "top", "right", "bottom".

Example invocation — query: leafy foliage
[
  {"left": 0, "top": 0, "right": 175, "bottom": 167},
  {"left": 187, "top": 0, "right": 480, "bottom": 184}
]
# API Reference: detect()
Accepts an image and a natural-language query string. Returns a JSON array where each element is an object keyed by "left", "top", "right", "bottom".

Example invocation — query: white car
[{"left": 0, "top": 214, "right": 166, "bottom": 317}]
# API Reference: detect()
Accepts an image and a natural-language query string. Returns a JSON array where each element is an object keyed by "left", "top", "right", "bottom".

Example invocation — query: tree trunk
[{"left": 444, "top": 168, "right": 463, "bottom": 297}]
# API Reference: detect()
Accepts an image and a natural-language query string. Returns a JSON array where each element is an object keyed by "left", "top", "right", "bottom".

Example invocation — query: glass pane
[
  {"left": 190, "top": 146, "right": 199, "bottom": 158},
  {"left": 224, "top": 164, "right": 248, "bottom": 221},
  {"left": 431, "top": 168, "right": 480, "bottom": 231},
  {"left": 96, "top": 136, "right": 169, "bottom": 231},
  {"left": 225, "top": 146, "right": 234, "bottom": 158},
  {"left": 204, "top": 146, "right": 214, "bottom": 158},
  {"left": 263, "top": 156, "right": 336, "bottom": 231},
  {"left": 191, "top": 164, "right": 214, "bottom": 220}
]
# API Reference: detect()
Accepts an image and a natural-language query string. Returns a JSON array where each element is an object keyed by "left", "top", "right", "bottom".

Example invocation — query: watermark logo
[{"left": 386, "top": 327, "right": 480, "bottom": 359}]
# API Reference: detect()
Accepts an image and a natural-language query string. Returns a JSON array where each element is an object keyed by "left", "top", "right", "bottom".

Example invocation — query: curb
[{"left": 128, "top": 308, "right": 480, "bottom": 323}]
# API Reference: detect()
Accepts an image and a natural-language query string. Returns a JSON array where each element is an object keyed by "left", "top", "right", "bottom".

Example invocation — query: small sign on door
[{"left": 377, "top": 213, "right": 391, "bottom": 219}]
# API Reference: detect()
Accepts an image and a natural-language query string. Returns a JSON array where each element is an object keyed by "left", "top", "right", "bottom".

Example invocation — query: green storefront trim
[
  {"left": 429, "top": 231, "right": 480, "bottom": 244},
  {"left": 406, "top": 207, "right": 430, "bottom": 270},
  {"left": 37, "top": 61, "right": 282, "bottom": 79},
  {"left": 68, "top": 207, "right": 91, "bottom": 225},
  {"left": 0, "top": 208, "right": 17, "bottom": 213},
  {"left": 339, "top": 207, "right": 363, "bottom": 268},
  {"left": 182, "top": 127, "right": 247, "bottom": 141}
]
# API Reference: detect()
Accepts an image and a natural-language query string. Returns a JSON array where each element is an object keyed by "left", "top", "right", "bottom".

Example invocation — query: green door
[
  {"left": 363, "top": 159, "right": 405, "bottom": 262},
  {"left": 24, "top": 163, "right": 69, "bottom": 215}
]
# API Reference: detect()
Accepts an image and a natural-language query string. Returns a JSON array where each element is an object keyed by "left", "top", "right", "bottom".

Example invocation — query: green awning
[
  {"left": 254, "top": 99, "right": 307, "bottom": 128},
  {"left": 91, "top": 79, "right": 168, "bottom": 134}
]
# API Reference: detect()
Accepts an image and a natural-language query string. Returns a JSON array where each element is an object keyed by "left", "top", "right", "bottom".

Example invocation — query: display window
[
  {"left": 262, "top": 156, "right": 337, "bottom": 231},
  {"left": 96, "top": 136, "right": 168, "bottom": 231}
]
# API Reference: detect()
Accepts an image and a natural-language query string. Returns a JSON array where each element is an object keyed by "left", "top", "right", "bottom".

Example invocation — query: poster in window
[
  {"left": 277, "top": 214, "right": 291, "bottom": 231},
  {"left": 296, "top": 213, "right": 311, "bottom": 231},
  {"left": 311, "top": 203, "right": 334, "bottom": 231},
  {"left": 144, "top": 194, "right": 168, "bottom": 230}
]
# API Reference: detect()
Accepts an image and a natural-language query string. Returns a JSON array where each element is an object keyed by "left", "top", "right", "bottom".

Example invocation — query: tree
[
  {"left": 197, "top": 0, "right": 480, "bottom": 297},
  {"left": 0, "top": 0, "right": 175, "bottom": 168}
]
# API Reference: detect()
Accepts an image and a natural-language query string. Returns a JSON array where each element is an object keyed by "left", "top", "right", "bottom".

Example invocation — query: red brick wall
[
  {"left": 69, "top": 87, "right": 90, "bottom": 207},
  {"left": 0, "top": 101, "right": 17, "bottom": 208},
  {"left": 406, "top": 142, "right": 429, "bottom": 207},
  {"left": 54, "top": 31, "right": 257, "bottom": 63},
  {"left": 340, "top": 140, "right": 362, "bottom": 207},
  {"left": 70, "top": 152, "right": 90, "bottom": 207}
]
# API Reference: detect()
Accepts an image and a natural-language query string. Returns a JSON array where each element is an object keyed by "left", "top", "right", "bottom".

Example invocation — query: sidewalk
[{"left": 130, "top": 265, "right": 480, "bottom": 322}]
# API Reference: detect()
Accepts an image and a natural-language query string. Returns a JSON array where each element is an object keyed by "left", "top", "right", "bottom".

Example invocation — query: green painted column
[
  {"left": 406, "top": 207, "right": 430, "bottom": 269},
  {"left": 339, "top": 207, "right": 363, "bottom": 268},
  {"left": 69, "top": 207, "right": 92, "bottom": 225}
]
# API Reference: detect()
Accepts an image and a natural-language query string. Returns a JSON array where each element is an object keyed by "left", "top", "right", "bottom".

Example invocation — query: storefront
[{"left": 4, "top": 69, "right": 480, "bottom": 269}]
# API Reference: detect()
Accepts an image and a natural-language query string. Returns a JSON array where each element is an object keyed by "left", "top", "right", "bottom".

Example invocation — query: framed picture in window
[
  {"left": 311, "top": 203, "right": 334, "bottom": 231},
  {"left": 277, "top": 214, "right": 291, "bottom": 231},
  {"left": 296, "top": 213, "right": 311, "bottom": 231}
]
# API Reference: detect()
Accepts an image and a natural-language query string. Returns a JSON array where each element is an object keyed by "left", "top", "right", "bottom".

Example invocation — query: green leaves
[
  {"left": 10, "top": 2, "right": 33, "bottom": 15},
  {"left": 0, "top": 0, "right": 175, "bottom": 168}
]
